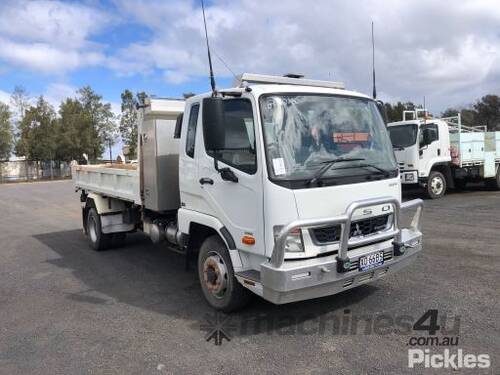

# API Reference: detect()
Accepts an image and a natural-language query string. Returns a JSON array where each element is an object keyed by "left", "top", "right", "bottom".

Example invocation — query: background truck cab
[{"left": 387, "top": 110, "right": 500, "bottom": 198}]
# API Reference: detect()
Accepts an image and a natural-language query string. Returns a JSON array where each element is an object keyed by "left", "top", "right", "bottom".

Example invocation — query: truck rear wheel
[
  {"left": 86, "top": 208, "right": 112, "bottom": 251},
  {"left": 198, "top": 235, "right": 251, "bottom": 312},
  {"left": 485, "top": 168, "right": 500, "bottom": 190},
  {"left": 426, "top": 171, "right": 446, "bottom": 199}
]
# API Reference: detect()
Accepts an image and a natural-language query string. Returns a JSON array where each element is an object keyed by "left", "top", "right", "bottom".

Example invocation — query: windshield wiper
[
  {"left": 307, "top": 157, "right": 365, "bottom": 185},
  {"left": 356, "top": 163, "right": 392, "bottom": 178},
  {"left": 392, "top": 144, "right": 406, "bottom": 150}
]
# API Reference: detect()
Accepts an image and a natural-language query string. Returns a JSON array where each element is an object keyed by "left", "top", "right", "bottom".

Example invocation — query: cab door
[
  {"left": 419, "top": 122, "right": 440, "bottom": 173},
  {"left": 196, "top": 97, "right": 265, "bottom": 255}
]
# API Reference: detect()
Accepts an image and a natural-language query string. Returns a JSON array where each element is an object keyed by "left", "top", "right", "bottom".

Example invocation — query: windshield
[
  {"left": 388, "top": 124, "right": 418, "bottom": 148},
  {"left": 259, "top": 94, "right": 397, "bottom": 184}
]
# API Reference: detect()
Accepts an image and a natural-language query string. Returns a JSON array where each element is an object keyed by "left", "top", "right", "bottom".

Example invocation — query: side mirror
[
  {"left": 422, "top": 128, "right": 436, "bottom": 146},
  {"left": 202, "top": 97, "right": 226, "bottom": 152},
  {"left": 375, "top": 100, "right": 388, "bottom": 125},
  {"left": 174, "top": 113, "right": 183, "bottom": 139}
]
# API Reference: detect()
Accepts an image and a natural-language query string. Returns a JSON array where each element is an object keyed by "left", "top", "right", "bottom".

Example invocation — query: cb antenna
[
  {"left": 201, "top": 0, "right": 217, "bottom": 96},
  {"left": 372, "top": 21, "right": 377, "bottom": 99}
]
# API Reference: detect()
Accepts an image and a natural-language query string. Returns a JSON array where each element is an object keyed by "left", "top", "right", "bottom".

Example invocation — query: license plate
[{"left": 359, "top": 251, "right": 384, "bottom": 271}]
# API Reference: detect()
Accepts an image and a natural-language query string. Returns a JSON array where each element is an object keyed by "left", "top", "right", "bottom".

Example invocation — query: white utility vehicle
[
  {"left": 73, "top": 74, "right": 424, "bottom": 311},
  {"left": 387, "top": 109, "right": 500, "bottom": 198}
]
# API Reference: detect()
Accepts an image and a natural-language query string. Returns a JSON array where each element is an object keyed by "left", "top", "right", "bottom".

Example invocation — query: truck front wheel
[
  {"left": 426, "top": 171, "right": 447, "bottom": 199},
  {"left": 198, "top": 235, "right": 250, "bottom": 312},
  {"left": 86, "top": 208, "right": 112, "bottom": 251}
]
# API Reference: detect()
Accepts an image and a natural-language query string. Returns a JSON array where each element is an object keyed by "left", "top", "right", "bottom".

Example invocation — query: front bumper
[{"left": 260, "top": 197, "right": 423, "bottom": 304}]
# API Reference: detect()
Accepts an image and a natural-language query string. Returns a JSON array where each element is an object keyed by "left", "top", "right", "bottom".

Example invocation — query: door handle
[{"left": 199, "top": 177, "right": 214, "bottom": 185}]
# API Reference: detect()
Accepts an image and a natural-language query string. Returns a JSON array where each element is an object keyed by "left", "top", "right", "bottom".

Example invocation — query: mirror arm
[{"left": 212, "top": 150, "right": 221, "bottom": 172}]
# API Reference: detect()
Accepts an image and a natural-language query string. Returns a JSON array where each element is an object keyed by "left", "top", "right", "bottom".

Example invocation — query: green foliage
[
  {"left": 473, "top": 95, "right": 500, "bottom": 131},
  {"left": 77, "top": 86, "right": 117, "bottom": 161},
  {"left": 14, "top": 86, "right": 117, "bottom": 162},
  {"left": 57, "top": 98, "right": 93, "bottom": 163},
  {"left": 119, "top": 90, "right": 146, "bottom": 159},
  {"left": 0, "top": 102, "right": 13, "bottom": 160},
  {"left": 441, "top": 95, "right": 500, "bottom": 130},
  {"left": 384, "top": 101, "right": 422, "bottom": 123},
  {"left": 15, "top": 96, "right": 57, "bottom": 160}
]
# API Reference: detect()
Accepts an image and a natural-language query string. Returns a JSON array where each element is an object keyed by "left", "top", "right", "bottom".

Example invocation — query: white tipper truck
[
  {"left": 73, "top": 74, "right": 424, "bottom": 311},
  {"left": 387, "top": 109, "right": 500, "bottom": 199}
]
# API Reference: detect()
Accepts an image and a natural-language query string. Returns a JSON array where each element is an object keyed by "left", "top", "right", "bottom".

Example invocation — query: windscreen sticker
[
  {"left": 272, "top": 158, "right": 286, "bottom": 176},
  {"left": 333, "top": 132, "right": 369, "bottom": 143}
]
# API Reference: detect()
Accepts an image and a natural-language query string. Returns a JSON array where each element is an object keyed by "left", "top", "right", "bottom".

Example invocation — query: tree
[
  {"left": 77, "top": 86, "right": 117, "bottom": 161},
  {"left": 119, "top": 90, "right": 146, "bottom": 159},
  {"left": 0, "top": 102, "right": 13, "bottom": 160},
  {"left": 441, "top": 107, "right": 477, "bottom": 126},
  {"left": 473, "top": 95, "right": 500, "bottom": 131},
  {"left": 56, "top": 98, "right": 93, "bottom": 162},
  {"left": 10, "top": 85, "right": 31, "bottom": 145},
  {"left": 384, "top": 101, "right": 420, "bottom": 123},
  {"left": 16, "top": 96, "right": 57, "bottom": 160}
]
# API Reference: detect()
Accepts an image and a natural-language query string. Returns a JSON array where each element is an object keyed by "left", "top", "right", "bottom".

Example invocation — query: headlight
[{"left": 274, "top": 226, "right": 304, "bottom": 252}]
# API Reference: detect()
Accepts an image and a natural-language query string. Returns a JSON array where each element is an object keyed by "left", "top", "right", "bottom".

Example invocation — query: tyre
[
  {"left": 198, "top": 235, "right": 251, "bottom": 312},
  {"left": 454, "top": 178, "right": 467, "bottom": 190},
  {"left": 426, "top": 171, "right": 447, "bottom": 199},
  {"left": 86, "top": 208, "right": 112, "bottom": 251},
  {"left": 485, "top": 168, "right": 500, "bottom": 190}
]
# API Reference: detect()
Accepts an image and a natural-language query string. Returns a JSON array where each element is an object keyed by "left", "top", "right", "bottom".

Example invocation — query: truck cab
[
  {"left": 388, "top": 109, "right": 500, "bottom": 198},
  {"left": 75, "top": 74, "right": 424, "bottom": 311},
  {"left": 388, "top": 110, "right": 452, "bottom": 198}
]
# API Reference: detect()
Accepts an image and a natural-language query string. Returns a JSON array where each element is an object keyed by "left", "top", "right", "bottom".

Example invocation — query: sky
[{"left": 1, "top": 0, "right": 499, "bottom": 121}]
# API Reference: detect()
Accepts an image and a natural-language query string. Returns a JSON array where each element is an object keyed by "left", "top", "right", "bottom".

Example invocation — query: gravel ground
[{"left": 0, "top": 180, "right": 498, "bottom": 374}]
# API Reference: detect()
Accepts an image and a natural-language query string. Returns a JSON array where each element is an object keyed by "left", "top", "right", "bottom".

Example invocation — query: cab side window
[
  {"left": 419, "top": 123, "right": 439, "bottom": 147},
  {"left": 185, "top": 104, "right": 200, "bottom": 158},
  {"left": 206, "top": 99, "right": 257, "bottom": 174}
]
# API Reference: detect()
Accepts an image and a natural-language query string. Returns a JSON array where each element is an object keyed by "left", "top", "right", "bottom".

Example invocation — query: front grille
[{"left": 310, "top": 214, "right": 391, "bottom": 245}]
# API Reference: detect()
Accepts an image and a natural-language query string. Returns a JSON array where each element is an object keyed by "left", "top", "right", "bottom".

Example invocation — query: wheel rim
[
  {"left": 430, "top": 175, "right": 444, "bottom": 195},
  {"left": 88, "top": 216, "right": 98, "bottom": 243},
  {"left": 202, "top": 252, "right": 228, "bottom": 299}
]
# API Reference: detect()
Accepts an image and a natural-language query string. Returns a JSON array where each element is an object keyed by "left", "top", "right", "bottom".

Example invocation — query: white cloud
[
  {"left": 0, "top": 0, "right": 110, "bottom": 47},
  {"left": 0, "top": 0, "right": 499, "bottom": 113},
  {"left": 0, "top": 0, "right": 112, "bottom": 73},
  {"left": 0, "top": 89, "right": 10, "bottom": 104},
  {"left": 111, "top": 0, "right": 500, "bottom": 112},
  {"left": 44, "top": 82, "right": 77, "bottom": 108}
]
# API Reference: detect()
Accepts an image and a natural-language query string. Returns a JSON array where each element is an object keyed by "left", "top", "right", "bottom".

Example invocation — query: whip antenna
[
  {"left": 201, "top": 0, "right": 217, "bottom": 96},
  {"left": 372, "top": 21, "right": 377, "bottom": 99}
]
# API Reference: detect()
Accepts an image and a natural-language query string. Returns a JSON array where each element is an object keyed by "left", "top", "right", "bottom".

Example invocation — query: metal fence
[{"left": 0, "top": 160, "right": 72, "bottom": 183}]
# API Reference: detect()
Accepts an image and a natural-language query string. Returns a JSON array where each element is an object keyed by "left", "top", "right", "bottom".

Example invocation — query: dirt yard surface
[{"left": 0, "top": 180, "right": 498, "bottom": 374}]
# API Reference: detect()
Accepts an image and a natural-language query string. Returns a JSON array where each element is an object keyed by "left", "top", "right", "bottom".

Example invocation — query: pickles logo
[{"left": 408, "top": 349, "right": 490, "bottom": 369}]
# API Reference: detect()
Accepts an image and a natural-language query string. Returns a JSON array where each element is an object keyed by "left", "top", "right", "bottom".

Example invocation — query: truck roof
[
  {"left": 184, "top": 73, "right": 371, "bottom": 104},
  {"left": 187, "top": 84, "right": 371, "bottom": 104},
  {"left": 388, "top": 119, "right": 446, "bottom": 127}
]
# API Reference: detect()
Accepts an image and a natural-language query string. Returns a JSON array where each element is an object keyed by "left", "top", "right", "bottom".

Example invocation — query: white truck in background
[
  {"left": 387, "top": 109, "right": 500, "bottom": 199},
  {"left": 73, "top": 74, "right": 424, "bottom": 311}
]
